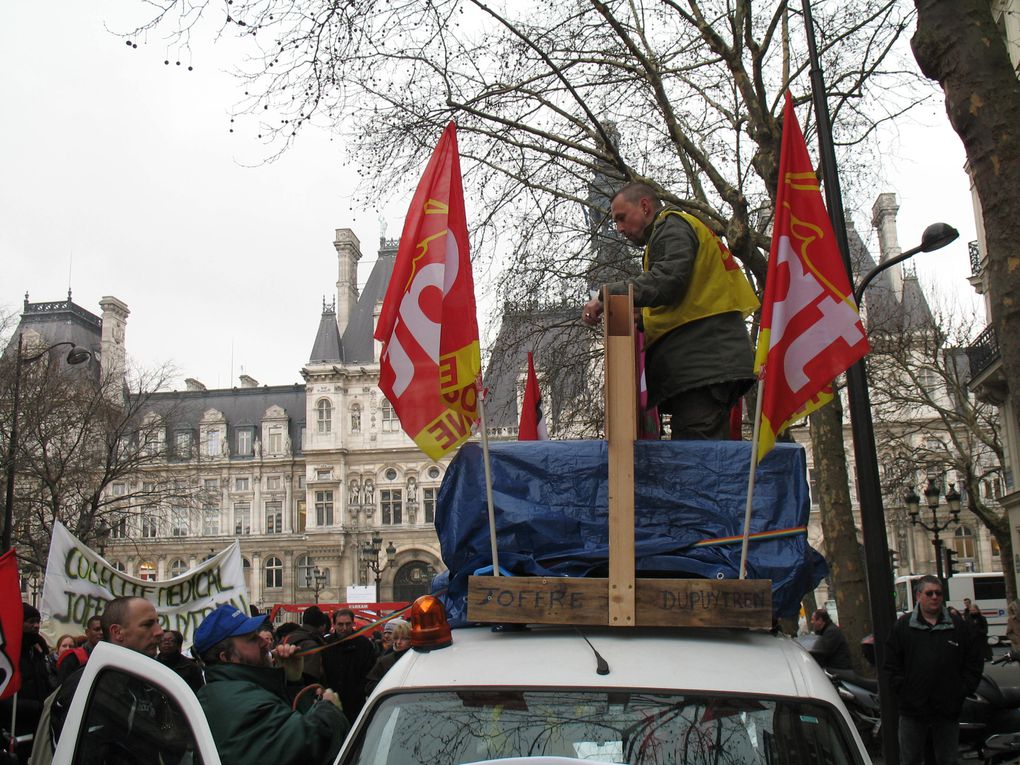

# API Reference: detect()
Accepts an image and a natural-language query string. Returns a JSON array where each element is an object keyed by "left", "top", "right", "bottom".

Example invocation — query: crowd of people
[{"left": 3, "top": 600, "right": 416, "bottom": 765}]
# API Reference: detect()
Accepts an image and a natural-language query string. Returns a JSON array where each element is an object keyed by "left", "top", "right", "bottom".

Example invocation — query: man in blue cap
[{"left": 194, "top": 603, "right": 348, "bottom": 765}]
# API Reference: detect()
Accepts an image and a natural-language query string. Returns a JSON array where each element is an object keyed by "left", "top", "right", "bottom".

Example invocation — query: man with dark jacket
[
  {"left": 285, "top": 605, "right": 329, "bottom": 684},
  {"left": 322, "top": 608, "right": 376, "bottom": 721},
  {"left": 0, "top": 604, "right": 55, "bottom": 758},
  {"left": 157, "top": 630, "right": 204, "bottom": 692},
  {"left": 808, "top": 609, "right": 853, "bottom": 671},
  {"left": 194, "top": 604, "right": 348, "bottom": 765},
  {"left": 884, "top": 574, "right": 984, "bottom": 765},
  {"left": 581, "top": 181, "right": 759, "bottom": 439}
]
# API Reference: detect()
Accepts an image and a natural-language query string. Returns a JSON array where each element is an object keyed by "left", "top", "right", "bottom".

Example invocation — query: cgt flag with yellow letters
[
  {"left": 754, "top": 93, "right": 870, "bottom": 461},
  {"left": 375, "top": 122, "right": 481, "bottom": 460}
]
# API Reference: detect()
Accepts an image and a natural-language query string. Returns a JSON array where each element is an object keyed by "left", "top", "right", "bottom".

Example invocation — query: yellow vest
[{"left": 642, "top": 210, "right": 760, "bottom": 347}]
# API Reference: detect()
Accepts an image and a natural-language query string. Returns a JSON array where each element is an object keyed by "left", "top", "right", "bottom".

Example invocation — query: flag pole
[
  {"left": 738, "top": 379, "right": 764, "bottom": 579},
  {"left": 476, "top": 383, "right": 501, "bottom": 577}
]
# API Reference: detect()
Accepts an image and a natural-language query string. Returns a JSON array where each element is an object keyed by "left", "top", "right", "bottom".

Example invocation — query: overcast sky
[{"left": 1, "top": 1, "right": 983, "bottom": 391}]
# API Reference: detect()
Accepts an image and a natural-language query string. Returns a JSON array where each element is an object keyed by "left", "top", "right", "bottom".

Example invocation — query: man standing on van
[{"left": 884, "top": 574, "right": 984, "bottom": 765}]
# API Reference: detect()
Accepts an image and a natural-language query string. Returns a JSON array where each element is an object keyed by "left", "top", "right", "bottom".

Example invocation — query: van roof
[{"left": 373, "top": 626, "right": 840, "bottom": 703}]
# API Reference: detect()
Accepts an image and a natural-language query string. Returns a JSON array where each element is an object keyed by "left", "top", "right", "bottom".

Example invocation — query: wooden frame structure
[{"left": 468, "top": 290, "right": 771, "bottom": 628}]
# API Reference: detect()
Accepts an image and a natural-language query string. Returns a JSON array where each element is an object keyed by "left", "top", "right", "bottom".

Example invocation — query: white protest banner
[{"left": 40, "top": 522, "right": 249, "bottom": 648}]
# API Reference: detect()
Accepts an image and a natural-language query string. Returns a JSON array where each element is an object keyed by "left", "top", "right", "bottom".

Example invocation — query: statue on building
[
  {"left": 253, "top": 438, "right": 262, "bottom": 458},
  {"left": 284, "top": 432, "right": 292, "bottom": 456},
  {"left": 220, "top": 434, "right": 230, "bottom": 457},
  {"left": 348, "top": 478, "right": 361, "bottom": 507},
  {"left": 406, "top": 476, "right": 417, "bottom": 500},
  {"left": 364, "top": 479, "right": 375, "bottom": 509}
]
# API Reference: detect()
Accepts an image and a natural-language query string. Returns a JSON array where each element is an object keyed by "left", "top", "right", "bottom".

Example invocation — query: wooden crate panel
[{"left": 468, "top": 576, "right": 772, "bottom": 629}]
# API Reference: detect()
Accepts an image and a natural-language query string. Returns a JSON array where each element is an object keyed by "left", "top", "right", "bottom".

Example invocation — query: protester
[
  {"left": 365, "top": 622, "right": 412, "bottom": 695},
  {"left": 580, "top": 181, "right": 758, "bottom": 439},
  {"left": 157, "top": 629, "right": 205, "bottom": 692},
  {"left": 257, "top": 623, "right": 277, "bottom": 653},
  {"left": 322, "top": 608, "right": 377, "bottom": 721},
  {"left": 884, "top": 575, "right": 984, "bottom": 765},
  {"left": 55, "top": 615, "right": 103, "bottom": 682},
  {"left": 808, "top": 609, "right": 853, "bottom": 671},
  {"left": 964, "top": 600, "right": 992, "bottom": 661},
  {"left": 194, "top": 603, "right": 348, "bottom": 765},
  {"left": 286, "top": 606, "right": 330, "bottom": 684},
  {"left": 45, "top": 596, "right": 188, "bottom": 764},
  {"left": 0, "top": 605, "right": 54, "bottom": 759}
]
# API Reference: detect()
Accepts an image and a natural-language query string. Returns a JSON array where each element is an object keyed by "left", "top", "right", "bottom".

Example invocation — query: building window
[
  {"left": 951, "top": 525, "right": 976, "bottom": 560},
  {"left": 143, "top": 429, "right": 164, "bottom": 457},
  {"left": 423, "top": 487, "right": 437, "bottom": 524},
  {"left": 203, "top": 505, "right": 220, "bottom": 536},
  {"left": 206, "top": 429, "right": 221, "bottom": 457},
  {"left": 109, "top": 517, "right": 127, "bottom": 539},
  {"left": 141, "top": 513, "right": 158, "bottom": 538},
  {"left": 298, "top": 475, "right": 306, "bottom": 489},
  {"left": 233, "top": 502, "right": 251, "bottom": 535},
  {"left": 266, "top": 475, "right": 281, "bottom": 491},
  {"left": 809, "top": 469, "right": 819, "bottom": 506},
  {"left": 381, "top": 399, "right": 399, "bottom": 432},
  {"left": 297, "top": 555, "right": 315, "bottom": 588},
  {"left": 138, "top": 562, "right": 156, "bottom": 581},
  {"left": 234, "top": 477, "right": 250, "bottom": 492},
  {"left": 112, "top": 561, "right": 126, "bottom": 573},
  {"left": 204, "top": 478, "right": 219, "bottom": 493},
  {"left": 265, "top": 557, "right": 283, "bottom": 589},
  {"left": 169, "top": 559, "right": 188, "bottom": 578},
  {"left": 170, "top": 508, "right": 189, "bottom": 537},
  {"left": 236, "top": 428, "right": 253, "bottom": 456},
  {"left": 296, "top": 500, "right": 306, "bottom": 532},
  {"left": 315, "top": 490, "right": 334, "bottom": 526},
  {"left": 175, "top": 431, "right": 193, "bottom": 459},
  {"left": 385, "top": 468, "right": 397, "bottom": 481},
  {"left": 351, "top": 404, "right": 361, "bottom": 433},
  {"left": 317, "top": 399, "right": 332, "bottom": 434},
  {"left": 381, "top": 488, "right": 403, "bottom": 525},
  {"left": 268, "top": 428, "right": 283, "bottom": 455},
  {"left": 112, "top": 482, "right": 127, "bottom": 497},
  {"left": 427, "top": 466, "right": 440, "bottom": 480},
  {"left": 316, "top": 468, "right": 332, "bottom": 481},
  {"left": 265, "top": 501, "right": 283, "bottom": 534}
]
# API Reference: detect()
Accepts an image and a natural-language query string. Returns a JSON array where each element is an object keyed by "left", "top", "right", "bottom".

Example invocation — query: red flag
[
  {"left": 754, "top": 93, "right": 870, "bottom": 460},
  {"left": 0, "top": 549, "right": 23, "bottom": 700},
  {"left": 375, "top": 122, "right": 481, "bottom": 460},
  {"left": 518, "top": 352, "right": 548, "bottom": 441}
]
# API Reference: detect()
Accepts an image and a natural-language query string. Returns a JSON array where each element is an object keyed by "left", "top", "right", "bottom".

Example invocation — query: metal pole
[
  {"left": 800, "top": 4, "right": 899, "bottom": 763},
  {"left": 2, "top": 335, "right": 24, "bottom": 553},
  {"left": 933, "top": 533, "right": 946, "bottom": 588}
]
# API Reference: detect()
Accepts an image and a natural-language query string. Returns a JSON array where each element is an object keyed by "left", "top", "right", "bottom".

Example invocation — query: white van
[{"left": 53, "top": 595, "right": 872, "bottom": 765}]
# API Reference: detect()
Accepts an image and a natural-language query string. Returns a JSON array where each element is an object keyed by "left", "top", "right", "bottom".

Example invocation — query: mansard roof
[
  {"left": 309, "top": 304, "right": 343, "bottom": 363},
  {"left": 4, "top": 292, "right": 104, "bottom": 379}
]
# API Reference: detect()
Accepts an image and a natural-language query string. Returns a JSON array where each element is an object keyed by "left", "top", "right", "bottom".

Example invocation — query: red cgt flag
[
  {"left": 518, "top": 352, "right": 548, "bottom": 441},
  {"left": 375, "top": 122, "right": 481, "bottom": 460},
  {"left": 754, "top": 93, "right": 870, "bottom": 461},
  {"left": 0, "top": 548, "right": 23, "bottom": 700}
]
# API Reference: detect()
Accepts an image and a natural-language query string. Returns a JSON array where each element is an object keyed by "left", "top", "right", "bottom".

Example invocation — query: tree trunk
[
  {"left": 912, "top": 1, "right": 1020, "bottom": 466},
  {"left": 810, "top": 395, "right": 873, "bottom": 673}
]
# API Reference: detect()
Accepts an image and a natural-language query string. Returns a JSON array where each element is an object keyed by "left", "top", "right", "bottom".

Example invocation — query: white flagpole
[
  {"left": 739, "top": 377, "right": 765, "bottom": 579},
  {"left": 476, "top": 384, "right": 501, "bottom": 577}
]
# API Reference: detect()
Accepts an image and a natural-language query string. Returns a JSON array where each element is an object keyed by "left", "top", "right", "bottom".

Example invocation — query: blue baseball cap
[{"left": 194, "top": 604, "right": 267, "bottom": 655}]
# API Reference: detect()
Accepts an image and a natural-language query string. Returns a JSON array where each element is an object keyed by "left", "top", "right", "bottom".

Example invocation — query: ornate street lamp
[
  {"left": 312, "top": 566, "right": 327, "bottom": 604},
  {"left": 906, "top": 478, "right": 960, "bottom": 587},
  {"left": 362, "top": 533, "right": 397, "bottom": 603},
  {"left": 3, "top": 337, "right": 92, "bottom": 552}
]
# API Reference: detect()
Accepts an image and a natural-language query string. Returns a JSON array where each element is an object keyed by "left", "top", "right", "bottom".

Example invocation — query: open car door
[{"left": 52, "top": 641, "right": 220, "bottom": 765}]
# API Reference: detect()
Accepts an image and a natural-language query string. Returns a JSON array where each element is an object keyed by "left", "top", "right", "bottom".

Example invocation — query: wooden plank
[
  {"left": 604, "top": 288, "right": 637, "bottom": 627},
  {"left": 467, "top": 576, "right": 772, "bottom": 629}
]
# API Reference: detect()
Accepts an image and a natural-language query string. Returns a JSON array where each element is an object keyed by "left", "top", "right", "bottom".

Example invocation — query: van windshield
[{"left": 344, "top": 689, "right": 861, "bottom": 765}]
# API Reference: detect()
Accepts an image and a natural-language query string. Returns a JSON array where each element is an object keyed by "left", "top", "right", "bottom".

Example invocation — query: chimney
[
  {"left": 239, "top": 374, "right": 259, "bottom": 388},
  {"left": 871, "top": 193, "right": 903, "bottom": 298},
  {"left": 185, "top": 378, "right": 206, "bottom": 391},
  {"left": 99, "top": 296, "right": 129, "bottom": 389},
  {"left": 333, "top": 228, "right": 362, "bottom": 337}
]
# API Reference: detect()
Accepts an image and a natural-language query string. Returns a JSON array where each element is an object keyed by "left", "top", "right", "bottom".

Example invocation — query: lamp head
[
  {"left": 919, "top": 223, "right": 959, "bottom": 253},
  {"left": 65, "top": 347, "right": 92, "bottom": 365},
  {"left": 905, "top": 489, "right": 921, "bottom": 519},
  {"left": 924, "top": 477, "right": 941, "bottom": 510}
]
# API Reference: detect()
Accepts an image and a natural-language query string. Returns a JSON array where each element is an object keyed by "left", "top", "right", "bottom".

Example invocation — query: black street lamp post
[
  {"left": 311, "top": 566, "right": 327, "bottom": 604},
  {"left": 3, "top": 336, "right": 92, "bottom": 552},
  {"left": 906, "top": 478, "right": 962, "bottom": 588},
  {"left": 362, "top": 532, "right": 396, "bottom": 603}
]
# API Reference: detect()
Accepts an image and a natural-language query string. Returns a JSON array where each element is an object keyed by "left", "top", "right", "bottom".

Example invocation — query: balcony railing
[
  {"left": 967, "top": 324, "right": 1000, "bottom": 380},
  {"left": 969, "top": 240, "right": 983, "bottom": 277}
]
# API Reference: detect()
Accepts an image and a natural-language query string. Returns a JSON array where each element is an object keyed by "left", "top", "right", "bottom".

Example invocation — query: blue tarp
[{"left": 435, "top": 440, "right": 827, "bottom": 626}]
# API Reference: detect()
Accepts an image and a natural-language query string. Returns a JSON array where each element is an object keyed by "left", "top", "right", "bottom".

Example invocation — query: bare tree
[
  {"left": 867, "top": 294, "right": 1012, "bottom": 598},
  {"left": 912, "top": 1, "right": 1020, "bottom": 486},
  {"left": 0, "top": 349, "right": 200, "bottom": 570}
]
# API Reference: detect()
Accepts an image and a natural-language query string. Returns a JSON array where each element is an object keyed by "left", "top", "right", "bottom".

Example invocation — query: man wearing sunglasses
[{"left": 884, "top": 574, "right": 984, "bottom": 765}]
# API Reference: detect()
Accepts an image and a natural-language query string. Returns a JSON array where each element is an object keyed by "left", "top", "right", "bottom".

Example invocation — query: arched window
[
  {"left": 951, "top": 526, "right": 975, "bottom": 560},
  {"left": 138, "top": 562, "right": 156, "bottom": 582},
  {"left": 316, "top": 399, "right": 332, "bottom": 434},
  {"left": 111, "top": 561, "right": 126, "bottom": 573},
  {"left": 169, "top": 559, "right": 188, "bottom": 578},
  {"left": 393, "top": 561, "right": 438, "bottom": 602},
  {"left": 265, "top": 556, "right": 283, "bottom": 589},
  {"left": 350, "top": 403, "right": 361, "bottom": 433}
]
